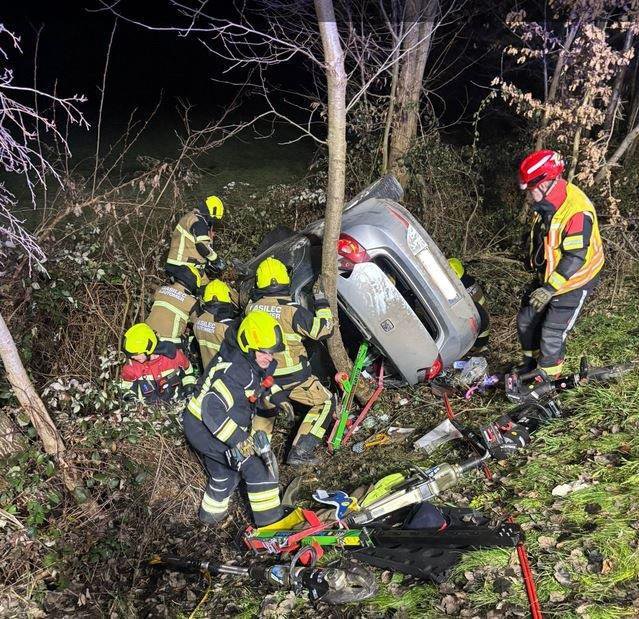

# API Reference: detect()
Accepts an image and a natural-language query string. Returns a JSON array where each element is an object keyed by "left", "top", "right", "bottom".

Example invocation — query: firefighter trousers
[
  {"left": 254, "top": 375, "right": 335, "bottom": 446},
  {"left": 181, "top": 410, "right": 282, "bottom": 527},
  {"left": 517, "top": 277, "right": 597, "bottom": 376}
]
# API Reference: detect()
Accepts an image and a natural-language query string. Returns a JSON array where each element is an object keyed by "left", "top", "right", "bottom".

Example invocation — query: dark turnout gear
[
  {"left": 183, "top": 331, "right": 283, "bottom": 527},
  {"left": 120, "top": 341, "right": 195, "bottom": 402},
  {"left": 517, "top": 176, "right": 603, "bottom": 377},
  {"left": 246, "top": 285, "right": 334, "bottom": 460},
  {"left": 145, "top": 281, "right": 198, "bottom": 346},
  {"left": 517, "top": 277, "right": 598, "bottom": 377}
]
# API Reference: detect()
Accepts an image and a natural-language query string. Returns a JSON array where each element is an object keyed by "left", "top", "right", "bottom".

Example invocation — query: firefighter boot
[{"left": 287, "top": 434, "right": 321, "bottom": 466}]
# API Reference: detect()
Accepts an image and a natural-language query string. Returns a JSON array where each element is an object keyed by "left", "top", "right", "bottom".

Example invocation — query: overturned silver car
[{"left": 239, "top": 176, "right": 480, "bottom": 386}]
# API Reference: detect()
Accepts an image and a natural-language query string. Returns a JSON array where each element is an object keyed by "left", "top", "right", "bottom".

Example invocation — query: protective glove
[
  {"left": 529, "top": 286, "right": 553, "bottom": 312},
  {"left": 313, "top": 277, "right": 329, "bottom": 306},
  {"left": 205, "top": 256, "right": 227, "bottom": 277},
  {"left": 225, "top": 437, "right": 254, "bottom": 471}
]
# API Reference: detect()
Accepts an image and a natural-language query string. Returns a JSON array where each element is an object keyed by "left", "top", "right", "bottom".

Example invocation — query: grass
[{"left": 363, "top": 283, "right": 639, "bottom": 617}]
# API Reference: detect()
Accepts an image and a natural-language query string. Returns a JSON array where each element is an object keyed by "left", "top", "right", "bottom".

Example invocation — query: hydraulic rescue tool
[{"left": 148, "top": 554, "right": 377, "bottom": 605}]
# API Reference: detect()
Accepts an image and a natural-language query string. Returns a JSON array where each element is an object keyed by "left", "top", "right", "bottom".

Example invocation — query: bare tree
[
  {"left": 0, "top": 26, "right": 87, "bottom": 492},
  {"left": 314, "top": 0, "right": 351, "bottom": 374},
  {"left": 101, "top": 0, "right": 457, "bottom": 374},
  {"left": 387, "top": 0, "right": 439, "bottom": 184}
]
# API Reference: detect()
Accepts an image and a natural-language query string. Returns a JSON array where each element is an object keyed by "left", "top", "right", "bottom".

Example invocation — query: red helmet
[{"left": 518, "top": 150, "right": 564, "bottom": 190}]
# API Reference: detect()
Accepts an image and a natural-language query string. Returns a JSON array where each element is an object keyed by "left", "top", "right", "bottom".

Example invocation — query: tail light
[
  {"left": 337, "top": 233, "right": 370, "bottom": 270},
  {"left": 425, "top": 355, "right": 443, "bottom": 381}
]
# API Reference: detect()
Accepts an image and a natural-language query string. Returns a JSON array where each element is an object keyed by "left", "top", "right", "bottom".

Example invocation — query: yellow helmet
[
  {"left": 448, "top": 257, "right": 465, "bottom": 279},
  {"left": 124, "top": 323, "right": 157, "bottom": 356},
  {"left": 204, "top": 195, "right": 224, "bottom": 219},
  {"left": 256, "top": 257, "right": 290, "bottom": 289},
  {"left": 202, "top": 279, "right": 232, "bottom": 304},
  {"left": 237, "top": 311, "right": 285, "bottom": 354}
]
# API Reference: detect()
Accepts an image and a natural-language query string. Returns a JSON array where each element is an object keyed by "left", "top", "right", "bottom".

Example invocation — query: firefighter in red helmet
[{"left": 515, "top": 150, "right": 604, "bottom": 379}]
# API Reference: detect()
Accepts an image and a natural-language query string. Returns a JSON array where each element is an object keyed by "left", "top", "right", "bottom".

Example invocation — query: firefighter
[
  {"left": 182, "top": 311, "right": 285, "bottom": 526},
  {"left": 246, "top": 257, "right": 334, "bottom": 466},
  {"left": 448, "top": 258, "right": 490, "bottom": 352},
  {"left": 165, "top": 195, "right": 226, "bottom": 283},
  {"left": 145, "top": 264, "right": 201, "bottom": 348},
  {"left": 193, "top": 279, "right": 239, "bottom": 370},
  {"left": 120, "top": 323, "right": 196, "bottom": 402},
  {"left": 515, "top": 149, "right": 604, "bottom": 379}
]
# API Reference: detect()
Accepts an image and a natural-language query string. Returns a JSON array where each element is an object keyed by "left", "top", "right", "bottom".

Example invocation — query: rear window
[{"left": 373, "top": 256, "right": 439, "bottom": 340}]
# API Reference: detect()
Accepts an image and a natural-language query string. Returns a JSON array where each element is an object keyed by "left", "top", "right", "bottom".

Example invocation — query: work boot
[
  {"left": 512, "top": 356, "right": 537, "bottom": 375},
  {"left": 198, "top": 507, "right": 229, "bottom": 526},
  {"left": 287, "top": 434, "right": 321, "bottom": 466}
]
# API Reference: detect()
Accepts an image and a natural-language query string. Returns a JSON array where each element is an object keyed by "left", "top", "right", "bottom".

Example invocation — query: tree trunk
[
  {"left": 0, "top": 311, "right": 80, "bottom": 493},
  {"left": 603, "top": 28, "right": 634, "bottom": 137},
  {"left": 388, "top": 0, "right": 438, "bottom": 185},
  {"left": 382, "top": 18, "right": 403, "bottom": 174},
  {"left": 595, "top": 121, "right": 639, "bottom": 183},
  {"left": 535, "top": 22, "right": 580, "bottom": 150},
  {"left": 314, "top": 0, "right": 353, "bottom": 378}
]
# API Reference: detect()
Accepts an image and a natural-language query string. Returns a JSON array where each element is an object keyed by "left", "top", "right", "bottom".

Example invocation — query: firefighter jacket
[
  {"left": 186, "top": 331, "right": 277, "bottom": 454},
  {"left": 527, "top": 180, "right": 604, "bottom": 295},
  {"left": 193, "top": 302, "right": 238, "bottom": 370},
  {"left": 246, "top": 288, "right": 333, "bottom": 381},
  {"left": 120, "top": 342, "right": 195, "bottom": 402},
  {"left": 145, "top": 282, "right": 198, "bottom": 345},
  {"left": 166, "top": 209, "right": 218, "bottom": 269}
]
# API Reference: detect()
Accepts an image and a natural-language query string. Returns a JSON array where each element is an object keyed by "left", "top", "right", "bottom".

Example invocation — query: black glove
[
  {"left": 225, "top": 438, "right": 254, "bottom": 471},
  {"left": 206, "top": 256, "right": 227, "bottom": 277}
]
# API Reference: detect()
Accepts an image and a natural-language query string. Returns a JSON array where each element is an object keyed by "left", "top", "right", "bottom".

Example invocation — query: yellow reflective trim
[
  {"left": 478, "top": 296, "right": 486, "bottom": 306},
  {"left": 316, "top": 308, "right": 332, "bottom": 319},
  {"left": 199, "top": 340, "right": 221, "bottom": 352},
  {"left": 248, "top": 488, "right": 280, "bottom": 501},
  {"left": 563, "top": 235, "right": 584, "bottom": 250},
  {"left": 249, "top": 497, "right": 281, "bottom": 512},
  {"left": 539, "top": 363, "right": 563, "bottom": 376},
  {"left": 212, "top": 379, "right": 234, "bottom": 410},
  {"left": 154, "top": 301, "right": 189, "bottom": 323},
  {"left": 187, "top": 361, "right": 232, "bottom": 419},
  {"left": 522, "top": 350, "right": 539, "bottom": 357},
  {"left": 215, "top": 417, "right": 238, "bottom": 442},
  {"left": 274, "top": 362, "right": 304, "bottom": 376},
  {"left": 285, "top": 333, "right": 303, "bottom": 342},
  {"left": 310, "top": 399, "right": 332, "bottom": 438},
  {"left": 548, "top": 271, "right": 567, "bottom": 290},
  {"left": 201, "top": 494, "right": 229, "bottom": 514},
  {"left": 182, "top": 375, "right": 196, "bottom": 385},
  {"left": 478, "top": 329, "right": 490, "bottom": 338},
  {"left": 248, "top": 488, "right": 281, "bottom": 512}
]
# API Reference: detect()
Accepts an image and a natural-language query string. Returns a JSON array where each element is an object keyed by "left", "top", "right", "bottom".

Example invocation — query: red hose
[
  {"left": 509, "top": 517, "right": 543, "bottom": 618},
  {"left": 443, "top": 396, "right": 541, "bottom": 617}
]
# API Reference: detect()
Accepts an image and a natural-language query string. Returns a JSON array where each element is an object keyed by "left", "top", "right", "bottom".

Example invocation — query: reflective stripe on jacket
[
  {"left": 543, "top": 183, "right": 604, "bottom": 294},
  {"left": 166, "top": 210, "right": 217, "bottom": 267},
  {"left": 145, "top": 282, "right": 198, "bottom": 343},
  {"left": 246, "top": 295, "right": 333, "bottom": 378}
]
